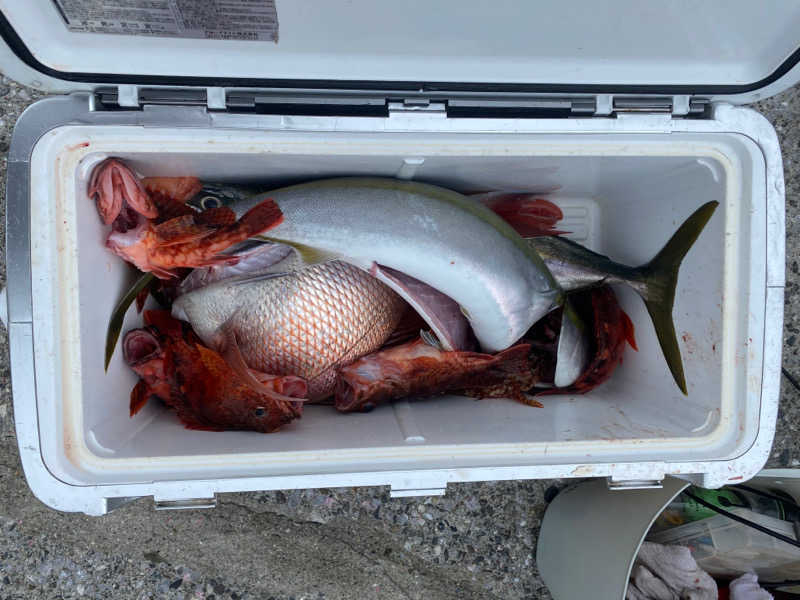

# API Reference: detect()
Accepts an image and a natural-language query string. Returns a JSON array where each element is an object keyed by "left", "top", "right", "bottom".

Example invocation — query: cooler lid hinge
[
  {"left": 227, "top": 92, "right": 389, "bottom": 116},
  {"left": 94, "top": 86, "right": 209, "bottom": 111},
  {"left": 95, "top": 87, "right": 390, "bottom": 117},
  {"left": 609, "top": 95, "right": 710, "bottom": 118},
  {"left": 444, "top": 97, "right": 594, "bottom": 118}
]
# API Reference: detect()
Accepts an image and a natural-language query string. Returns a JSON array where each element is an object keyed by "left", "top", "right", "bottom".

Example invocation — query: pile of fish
[{"left": 90, "top": 158, "right": 718, "bottom": 433}]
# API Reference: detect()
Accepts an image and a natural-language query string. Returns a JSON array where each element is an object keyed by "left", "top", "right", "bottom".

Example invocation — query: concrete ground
[{"left": 0, "top": 80, "right": 797, "bottom": 600}]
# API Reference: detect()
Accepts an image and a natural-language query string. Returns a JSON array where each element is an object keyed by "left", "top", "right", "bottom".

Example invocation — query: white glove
[
  {"left": 729, "top": 573, "right": 773, "bottom": 600},
  {"left": 629, "top": 564, "right": 675, "bottom": 599},
  {"left": 626, "top": 542, "right": 717, "bottom": 600}
]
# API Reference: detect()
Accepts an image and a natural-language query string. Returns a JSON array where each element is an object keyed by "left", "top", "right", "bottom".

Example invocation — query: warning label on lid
[{"left": 53, "top": 0, "right": 278, "bottom": 42}]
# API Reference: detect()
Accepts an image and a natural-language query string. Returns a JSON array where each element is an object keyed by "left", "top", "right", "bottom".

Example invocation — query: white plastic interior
[
  {"left": 3, "top": 0, "right": 800, "bottom": 90},
  {"left": 28, "top": 125, "right": 767, "bottom": 486}
]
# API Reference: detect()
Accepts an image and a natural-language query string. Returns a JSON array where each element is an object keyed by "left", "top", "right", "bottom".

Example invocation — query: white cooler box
[{"left": 0, "top": 1, "right": 794, "bottom": 515}]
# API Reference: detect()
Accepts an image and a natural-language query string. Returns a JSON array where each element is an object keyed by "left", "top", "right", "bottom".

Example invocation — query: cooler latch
[
  {"left": 607, "top": 479, "right": 664, "bottom": 491},
  {"left": 606, "top": 464, "right": 666, "bottom": 490},
  {"left": 153, "top": 496, "right": 218, "bottom": 510}
]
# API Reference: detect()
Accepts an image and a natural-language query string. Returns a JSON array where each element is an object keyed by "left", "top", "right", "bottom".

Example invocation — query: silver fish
[
  {"left": 229, "top": 177, "right": 567, "bottom": 355},
  {"left": 172, "top": 257, "right": 408, "bottom": 401}
]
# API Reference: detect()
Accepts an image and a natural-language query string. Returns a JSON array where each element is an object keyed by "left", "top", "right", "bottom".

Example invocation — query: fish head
[
  {"left": 183, "top": 344, "right": 305, "bottom": 433},
  {"left": 204, "top": 388, "right": 304, "bottom": 433},
  {"left": 89, "top": 158, "right": 158, "bottom": 225},
  {"left": 123, "top": 327, "right": 162, "bottom": 365},
  {"left": 122, "top": 327, "right": 171, "bottom": 399},
  {"left": 105, "top": 216, "right": 154, "bottom": 273},
  {"left": 185, "top": 183, "right": 261, "bottom": 213},
  {"left": 235, "top": 399, "right": 304, "bottom": 432},
  {"left": 234, "top": 373, "right": 306, "bottom": 431}
]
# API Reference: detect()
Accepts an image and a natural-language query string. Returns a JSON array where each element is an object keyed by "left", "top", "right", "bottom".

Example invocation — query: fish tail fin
[{"left": 635, "top": 201, "right": 719, "bottom": 395}]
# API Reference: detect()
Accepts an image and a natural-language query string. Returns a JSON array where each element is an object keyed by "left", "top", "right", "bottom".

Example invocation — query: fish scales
[{"left": 175, "top": 260, "right": 407, "bottom": 401}]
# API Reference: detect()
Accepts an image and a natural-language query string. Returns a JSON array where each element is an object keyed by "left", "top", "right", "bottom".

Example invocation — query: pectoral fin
[
  {"left": 105, "top": 271, "right": 156, "bottom": 371},
  {"left": 154, "top": 216, "right": 214, "bottom": 246},
  {"left": 370, "top": 263, "right": 473, "bottom": 351},
  {"left": 215, "top": 327, "right": 310, "bottom": 404},
  {"left": 129, "top": 380, "right": 151, "bottom": 417},
  {"left": 255, "top": 237, "right": 340, "bottom": 266},
  {"left": 554, "top": 298, "right": 589, "bottom": 388}
]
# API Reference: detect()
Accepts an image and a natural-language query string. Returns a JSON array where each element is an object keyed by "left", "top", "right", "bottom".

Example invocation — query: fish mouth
[
  {"left": 276, "top": 378, "right": 306, "bottom": 418},
  {"left": 278, "top": 377, "right": 308, "bottom": 400},
  {"left": 122, "top": 328, "right": 162, "bottom": 366},
  {"left": 106, "top": 217, "right": 147, "bottom": 250},
  {"left": 333, "top": 377, "right": 371, "bottom": 413}
]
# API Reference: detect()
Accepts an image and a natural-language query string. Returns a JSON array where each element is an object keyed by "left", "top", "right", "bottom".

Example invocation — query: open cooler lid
[{"left": 0, "top": 1, "right": 799, "bottom": 104}]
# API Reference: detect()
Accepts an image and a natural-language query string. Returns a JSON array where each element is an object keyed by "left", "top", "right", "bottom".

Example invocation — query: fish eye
[
  {"left": 200, "top": 195, "right": 222, "bottom": 209},
  {"left": 254, "top": 407, "right": 267, "bottom": 418}
]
